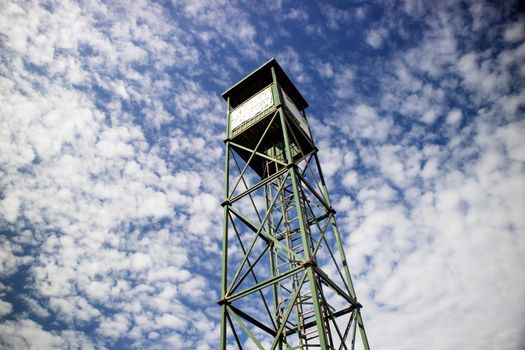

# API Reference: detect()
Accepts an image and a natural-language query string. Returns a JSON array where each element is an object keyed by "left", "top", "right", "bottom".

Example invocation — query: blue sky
[{"left": 0, "top": 0, "right": 524, "bottom": 349}]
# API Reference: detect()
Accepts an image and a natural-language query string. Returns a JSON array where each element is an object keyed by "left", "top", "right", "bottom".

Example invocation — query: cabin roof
[{"left": 222, "top": 58, "right": 308, "bottom": 110}]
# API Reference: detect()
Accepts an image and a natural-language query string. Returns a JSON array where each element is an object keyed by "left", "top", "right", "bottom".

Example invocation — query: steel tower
[{"left": 219, "top": 59, "right": 370, "bottom": 349}]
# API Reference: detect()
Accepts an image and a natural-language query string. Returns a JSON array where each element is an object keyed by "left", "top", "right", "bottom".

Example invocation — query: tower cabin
[{"left": 222, "top": 58, "right": 315, "bottom": 177}]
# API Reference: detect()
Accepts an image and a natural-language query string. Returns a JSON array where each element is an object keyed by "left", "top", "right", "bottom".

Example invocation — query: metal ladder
[{"left": 272, "top": 175, "right": 334, "bottom": 349}]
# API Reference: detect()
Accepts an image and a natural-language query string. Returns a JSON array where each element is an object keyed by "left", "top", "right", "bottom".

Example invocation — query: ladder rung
[
  {"left": 299, "top": 309, "right": 315, "bottom": 317},
  {"left": 300, "top": 335, "right": 320, "bottom": 342},
  {"left": 303, "top": 329, "right": 319, "bottom": 337},
  {"left": 301, "top": 314, "right": 316, "bottom": 322}
]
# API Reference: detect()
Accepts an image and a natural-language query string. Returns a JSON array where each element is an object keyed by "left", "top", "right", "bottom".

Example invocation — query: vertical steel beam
[{"left": 220, "top": 97, "right": 232, "bottom": 350}]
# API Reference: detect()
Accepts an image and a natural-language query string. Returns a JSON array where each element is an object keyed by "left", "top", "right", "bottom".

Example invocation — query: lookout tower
[{"left": 219, "top": 59, "right": 370, "bottom": 349}]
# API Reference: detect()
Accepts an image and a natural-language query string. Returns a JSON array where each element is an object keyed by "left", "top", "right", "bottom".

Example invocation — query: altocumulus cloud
[{"left": 0, "top": 1, "right": 524, "bottom": 349}]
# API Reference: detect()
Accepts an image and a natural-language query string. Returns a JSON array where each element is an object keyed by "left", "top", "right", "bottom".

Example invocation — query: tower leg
[{"left": 220, "top": 100, "right": 231, "bottom": 350}]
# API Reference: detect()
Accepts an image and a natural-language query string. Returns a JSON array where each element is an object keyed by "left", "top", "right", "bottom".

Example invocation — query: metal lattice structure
[{"left": 219, "top": 59, "right": 370, "bottom": 349}]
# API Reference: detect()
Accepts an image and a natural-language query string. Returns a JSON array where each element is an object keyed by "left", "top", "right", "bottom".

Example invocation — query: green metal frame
[{"left": 219, "top": 62, "right": 370, "bottom": 350}]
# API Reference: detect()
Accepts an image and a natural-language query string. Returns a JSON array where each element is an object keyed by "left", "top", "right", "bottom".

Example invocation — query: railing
[{"left": 231, "top": 105, "right": 276, "bottom": 137}]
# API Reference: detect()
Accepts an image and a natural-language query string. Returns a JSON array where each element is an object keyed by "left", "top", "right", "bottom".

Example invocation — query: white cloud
[
  {"left": 333, "top": 65, "right": 355, "bottom": 99},
  {"left": 0, "top": 319, "right": 66, "bottom": 349},
  {"left": 366, "top": 29, "right": 387, "bottom": 48},
  {"left": 277, "top": 47, "right": 311, "bottom": 84},
  {"left": 84, "top": 280, "right": 112, "bottom": 302},
  {"left": 317, "top": 62, "right": 334, "bottom": 78},
  {"left": 421, "top": 157, "right": 439, "bottom": 179},
  {"left": 320, "top": 4, "right": 353, "bottom": 30},
  {"left": 156, "top": 313, "right": 186, "bottom": 330},
  {"left": 0, "top": 299, "right": 13, "bottom": 317},
  {"left": 446, "top": 108, "right": 462, "bottom": 124},
  {"left": 173, "top": 0, "right": 260, "bottom": 59},
  {"left": 187, "top": 192, "right": 221, "bottom": 236},
  {"left": 342, "top": 171, "right": 359, "bottom": 189},
  {"left": 129, "top": 252, "right": 153, "bottom": 271},
  {"left": 98, "top": 314, "right": 130, "bottom": 338},
  {"left": 0, "top": 194, "right": 20, "bottom": 223},
  {"left": 399, "top": 84, "right": 445, "bottom": 123},
  {"left": 504, "top": 20, "right": 525, "bottom": 43},
  {"left": 20, "top": 295, "right": 51, "bottom": 318},
  {"left": 334, "top": 104, "right": 393, "bottom": 142},
  {"left": 49, "top": 296, "right": 101, "bottom": 322},
  {"left": 0, "top": 238, "right": 23, "bottom": 277}
]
